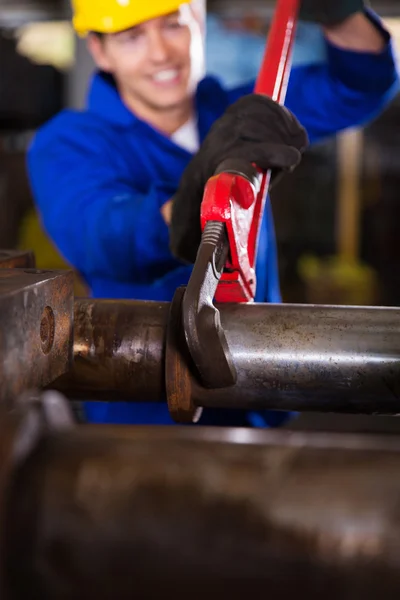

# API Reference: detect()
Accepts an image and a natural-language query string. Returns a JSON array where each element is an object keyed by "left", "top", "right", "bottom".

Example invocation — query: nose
[{"left": 147, "top": 28, "right": 170, "bottom": 63}]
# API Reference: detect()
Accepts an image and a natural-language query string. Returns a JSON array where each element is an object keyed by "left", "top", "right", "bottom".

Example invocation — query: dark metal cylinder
[
  {"left": 59, "top": 300, "right": 400, "bottom": 414},
  {"left": 54, "top": 299, "right": 169, "bottom": 402},
  {"left": 4, "top": 427, "right": 400, "bottom": 599}
]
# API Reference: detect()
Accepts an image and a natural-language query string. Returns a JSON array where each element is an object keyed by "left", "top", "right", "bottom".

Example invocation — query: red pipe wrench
[
  {"left": 202, "top": 0, "right": 300, "bottom": 303},
  {"left": 180, "top": 0, "right": 300, "bottom": 389}
]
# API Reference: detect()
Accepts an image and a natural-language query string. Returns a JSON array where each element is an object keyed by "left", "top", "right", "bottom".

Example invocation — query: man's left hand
[
  {"left": 301, "top": 1, "right": 385, "bottom": 55},
  {"left": 300, "top": 0, "right": 366, "bottom": 26}
]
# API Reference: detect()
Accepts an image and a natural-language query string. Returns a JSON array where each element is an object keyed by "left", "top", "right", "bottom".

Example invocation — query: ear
[{"left": 87, "top": 33, "right": 112, "bottom": 72}]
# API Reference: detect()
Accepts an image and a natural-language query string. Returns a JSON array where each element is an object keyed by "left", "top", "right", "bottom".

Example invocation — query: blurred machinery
[
  {"left": 3, "top": 251, "right": 400, "bottom": 597},
  {"left": 0, "top": 0, "right": 66, "bottom": 27},
  {"left": 0, "top": 0, "right": 65, "bottom": 250}
]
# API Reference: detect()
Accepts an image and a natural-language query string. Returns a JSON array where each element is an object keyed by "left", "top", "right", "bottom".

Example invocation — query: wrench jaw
[
  {"left": 165, "top": 221, "right": 237, "bottom": 424},
  {"left": 182, "top": 221, "right": 237, "bottom": 390},
  {"left": 179, "top": 158, "right": 260, "bottom": 392}
]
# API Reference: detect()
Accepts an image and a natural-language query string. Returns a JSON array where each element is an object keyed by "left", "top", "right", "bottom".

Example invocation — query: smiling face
[{"left": 88, "top": 7, "right": 204, "bottom": 131}]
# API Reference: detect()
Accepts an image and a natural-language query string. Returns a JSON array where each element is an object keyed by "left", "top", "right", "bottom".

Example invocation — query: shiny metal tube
[
  {"left": 196, "top": 303, "right": 400, "bottom": 413},
  {"left": 58, "top": 300, "right": 400, "bottom": 414}
]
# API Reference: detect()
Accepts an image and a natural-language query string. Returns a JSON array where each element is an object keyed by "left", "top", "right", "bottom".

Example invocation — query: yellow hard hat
[{"left": 72, "top": 0, "right": 188, "bottom": 37}]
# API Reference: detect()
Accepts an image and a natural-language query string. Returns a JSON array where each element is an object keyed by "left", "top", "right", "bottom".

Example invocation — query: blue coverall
[{"left": 28, "top": 12, "right": 398, "bottom": 426}]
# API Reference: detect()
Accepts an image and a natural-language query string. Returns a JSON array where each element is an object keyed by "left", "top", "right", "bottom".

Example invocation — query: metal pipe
[
  {"left": 54, "top": 299, "right": 169, "bottom": 402},
  {"left": 197, "top": 302, "right": 400, "bottom": 414},
  {"left": 4, "top": 426, "right": 400, "bottom": 598},
  {"left": 58, "top": 299, "right": 400, "bottom": 414}
]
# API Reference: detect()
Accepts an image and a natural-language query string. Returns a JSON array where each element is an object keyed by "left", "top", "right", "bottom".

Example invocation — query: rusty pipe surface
[
  {"left": 54, "top": 299, "right": 169, "bottom": 401},
  {"left": 5, "top": 424, "right": 400, "bottom": 599},
  {"left": 58, "top": 299, "right": 400, "bottom": 414}
]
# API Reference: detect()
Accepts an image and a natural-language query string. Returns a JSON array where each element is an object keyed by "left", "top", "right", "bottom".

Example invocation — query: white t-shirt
[{"left": 171, "top": 116, "right": 200, "bottom": 154}]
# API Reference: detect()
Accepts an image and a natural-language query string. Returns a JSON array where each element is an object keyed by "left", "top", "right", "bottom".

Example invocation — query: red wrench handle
[
  {"left": 247, "top": 0, "right": 300, "bottom": 275},
  {"left": 210, "top": 0, "right": 300, "bottom": 304},
  {"left": 255, "top": 0, "right": 300, "bottom": 100}
]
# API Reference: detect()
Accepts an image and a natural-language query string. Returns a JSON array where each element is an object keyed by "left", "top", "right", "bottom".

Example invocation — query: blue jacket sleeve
[
  {"left": 27, "top": 122, "right": 175, "bottom": 285},
  {"left": 285, "top": 14, "right": 398, "bottom": 143},
  {"left": 228, "top": 13, "right": 398, "bottom": 144}
]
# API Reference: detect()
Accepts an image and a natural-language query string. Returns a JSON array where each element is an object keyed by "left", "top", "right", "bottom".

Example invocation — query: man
[{"left": 28, "top": 0, "right": 398, "bottom": 426}]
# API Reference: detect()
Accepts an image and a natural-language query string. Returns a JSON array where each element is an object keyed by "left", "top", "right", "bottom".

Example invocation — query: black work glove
[
  {"left": 300, "top": 0, "right": 367, "bottom": 26},
  {"left": 170, "top": 94, "right": 308, "bottom": 264}
]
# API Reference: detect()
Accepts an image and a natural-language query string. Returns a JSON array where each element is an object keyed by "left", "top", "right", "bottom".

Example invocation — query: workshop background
[{"left": 1, "top": 0, "right": 400, "bottom": 305}]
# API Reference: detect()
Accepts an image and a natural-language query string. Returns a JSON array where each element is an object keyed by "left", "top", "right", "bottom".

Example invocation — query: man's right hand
[{"left": 169, "top": 94, "right": 308, "bottom": 264}]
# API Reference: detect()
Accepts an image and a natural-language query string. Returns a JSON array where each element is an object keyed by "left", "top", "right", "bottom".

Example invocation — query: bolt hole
[{"left": 40, "top": 306, "right": 55, "bottom": 355}]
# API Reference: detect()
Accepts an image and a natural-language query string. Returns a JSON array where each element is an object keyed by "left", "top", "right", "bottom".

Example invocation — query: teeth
[{"left": 153, "top": 69, "right": 179, "bottom": 82}]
